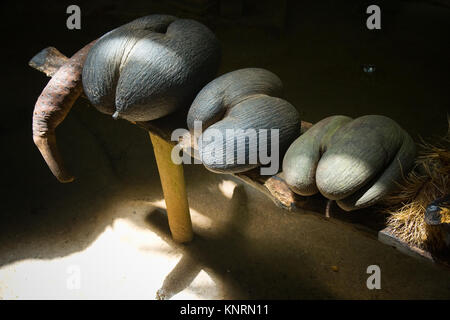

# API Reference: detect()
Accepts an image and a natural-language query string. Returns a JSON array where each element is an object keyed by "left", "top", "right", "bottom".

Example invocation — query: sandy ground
[{"left": 1, "top": 0, "right": 449, "bottom": 299}]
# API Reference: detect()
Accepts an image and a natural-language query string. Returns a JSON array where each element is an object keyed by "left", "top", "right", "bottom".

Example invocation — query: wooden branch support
[
  {"left": 378, "top": 227, "right": 450, "bottom": 268},
  {"left": 29, "top": 47, "right": 68, "bottom": 77},
  {"left": 29, "top": 46, "right": 450, "bottom": 267}
]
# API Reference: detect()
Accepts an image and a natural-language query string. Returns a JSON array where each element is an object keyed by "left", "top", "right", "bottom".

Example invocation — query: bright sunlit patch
[
  {"left": 0, "top": 214, "right": 182, "bottom": 299},
  {"left": 111, "top": 218, "right": 173, "bottom": 254},
  {"left": 190, "top": 208, "right": 213, "bottom": 230},
  {"left": 218, "top": 180, "right": 238, "bottom": 199},
  {"left": 0, "top": 198, "right": 221, "bottom": 299},
  {"left": 0, "top": 194, "right": 226, "bottom": 300},
  {"left": 171, "top": 269, "right": 220, "bottom": 300},
  {"left": 149, "top": 199, "right": 213, "bottom": 230},
  {"left": 151, "top": 199, "right": 167, "bottom": 209}
]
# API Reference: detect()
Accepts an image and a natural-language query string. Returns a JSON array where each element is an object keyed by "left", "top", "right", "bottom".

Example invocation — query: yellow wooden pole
[{"left": 149, "top": 132, "right": 193, "bottom": 243}]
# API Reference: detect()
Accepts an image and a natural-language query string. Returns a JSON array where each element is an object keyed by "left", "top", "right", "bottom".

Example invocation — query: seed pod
[
  {"left": 82, "top": 14, "right": 221, "bottom": 121},
  {"left": 283, "top": 115, "right": 417, "bottom": 211},
  {"left": 282, "top": 115, "right": 353, "bottom": 196},
  {"left": 187, "top": 68, "right": 301, "bottom": 173}
]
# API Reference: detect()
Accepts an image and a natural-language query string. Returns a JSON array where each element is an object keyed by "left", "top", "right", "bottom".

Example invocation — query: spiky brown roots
[{"left": 382, "top": 132, "right": 449, "bottom": 252}]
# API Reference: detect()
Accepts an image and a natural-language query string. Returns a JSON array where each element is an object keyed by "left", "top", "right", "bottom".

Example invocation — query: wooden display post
[{"left": 149, "top": 132, "right": 193, "bottom": 243}]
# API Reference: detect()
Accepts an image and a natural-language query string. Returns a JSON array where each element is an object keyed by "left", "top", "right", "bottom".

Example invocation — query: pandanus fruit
[
  {"left": 282, "top": 115, "right": 417, "bottom": 211},
  {"left": 187, "top": 68, "right": 301, "bottom": 174},
  {"left": 32, "top": 14, "right": 221, "bottom": 182}
]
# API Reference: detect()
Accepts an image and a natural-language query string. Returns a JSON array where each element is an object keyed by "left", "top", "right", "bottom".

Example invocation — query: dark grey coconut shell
[
  {"left": 82, "top": 14, "right": 221, "bottom": 121},
  {"left": 187, "top": 68, "right": 301, "bottom": 173},
  {"left": 282, "top": 115, "right": 416, "bottom": 211}
]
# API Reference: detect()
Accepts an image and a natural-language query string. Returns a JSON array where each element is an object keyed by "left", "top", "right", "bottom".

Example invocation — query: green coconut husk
[{"left": 382, "top": 126, "right": 449, "bottom": 252}]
